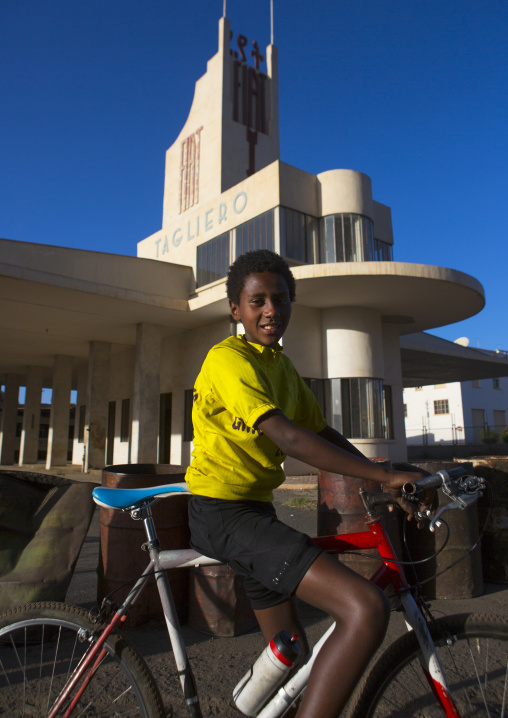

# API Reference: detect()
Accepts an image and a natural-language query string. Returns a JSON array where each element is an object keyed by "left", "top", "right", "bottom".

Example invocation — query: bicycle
[{"left": 0, "top": 466, "right": 506, "bottom": 717}]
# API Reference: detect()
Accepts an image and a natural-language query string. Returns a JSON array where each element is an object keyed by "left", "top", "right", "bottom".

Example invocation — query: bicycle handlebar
[
  {"left": 362, "top": 466, "right": 485, "bottom": 531},
  {"left": 402, "top": 466, "right": 468, "bottom": 494}
]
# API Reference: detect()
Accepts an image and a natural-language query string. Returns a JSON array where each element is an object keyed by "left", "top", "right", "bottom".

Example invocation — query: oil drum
[
  {"left": 97, "top": 464, "right": 190, "bottom": 626},
  {"left": 402, "top": 461, "right": 483, "bottom": 599},
  {"left": 188, "top": 564, "right": 257, "bottom": 637},
  {"left": 474, "top": 459, "right": 508, "bottom": 584},
  {"left": 317, "top": 460, "right": 402, "bottom": 580}
]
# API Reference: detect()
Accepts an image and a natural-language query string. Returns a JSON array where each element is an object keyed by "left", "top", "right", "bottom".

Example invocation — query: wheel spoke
[
  {"left": 0, "top": 604, "right": 164, "bottom": 717},
  {"left": 350, "top": 615, "right": 508, "bottom": 718}
]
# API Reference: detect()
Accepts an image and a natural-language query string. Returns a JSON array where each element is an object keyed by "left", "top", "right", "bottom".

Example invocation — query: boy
[{"left": 186, "top": 249, "right": 421, "bottom": 717}]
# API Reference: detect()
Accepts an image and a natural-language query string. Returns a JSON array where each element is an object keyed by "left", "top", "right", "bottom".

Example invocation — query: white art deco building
[{"left": 1, "top": 16, "right": 507, "bottom": 473}]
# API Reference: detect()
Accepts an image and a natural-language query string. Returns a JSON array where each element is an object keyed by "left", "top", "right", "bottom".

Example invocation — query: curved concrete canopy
[
  {"left": 0, "top": 237, "right": 486, "bottom": 386},
  {"left": 291, "top": 262, "right": 485, "bottom": 335}
]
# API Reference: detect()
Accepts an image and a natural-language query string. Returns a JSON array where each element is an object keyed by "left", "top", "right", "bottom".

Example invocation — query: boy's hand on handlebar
[
  {"left": 383, "top": 469, "right": 436, "bottom": 528},
  {"left": 393, "top": 489, "right": 438, "bottom": 528}
]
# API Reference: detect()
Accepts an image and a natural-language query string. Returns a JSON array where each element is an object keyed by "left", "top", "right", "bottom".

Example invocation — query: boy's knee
[{"left": 352, "top": 582, "right": 390, "bottom": 631}]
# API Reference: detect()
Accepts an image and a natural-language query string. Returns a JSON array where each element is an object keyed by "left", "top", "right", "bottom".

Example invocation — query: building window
[
  {"left": 493, "top": 378, "right": 501, "bottom": 390},
  {"left": 235, "top": 209, "right": 274, "bottom": 257},
  {"left": 374, "top": 238, "right": 393, "bottom": 261},
  {"left": 120, "top": 398, "right": 130, "bottom": 442},
  {"left": 184, "top": 389, "right": 194, "bottom": 442},
  {"left": 334, "top": 377, "right": 384, "bottom": 439},
  {"left": 78, "top": 405, "right": 86, "bottom": 443},
  {"left": 320, "top": 213, "right": 374, "bottom": 263},
  {"left": 303, "top": 377, "right": 385, "bottom": 440},
  {"left": 471, "top": 379, "right": 481, "bottom": 388},
  {"left": 493, "top": 409, "right": 506, "bottom": 430},
  {"left": 403, "top": 403, "right": 408, "bottom": 418},
  {"left": 196, "top": 232, "right": 230, "bottom": 288},
  {"left": 383, "top": 385, "right": 394, "bottom": 439},
  {"left": 303, "top": 378, "right": 328, "bottom": 418},
  {"left": 434, "top": 399, "right": 449, "bottom": 415},
  {"left": 280, "top": 207, "right": 318, "bottom": 264}
]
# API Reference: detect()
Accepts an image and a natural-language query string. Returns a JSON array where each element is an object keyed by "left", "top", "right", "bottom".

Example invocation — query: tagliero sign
[{"left": 154, "top": 192, "right": 248, "bottom": 258}]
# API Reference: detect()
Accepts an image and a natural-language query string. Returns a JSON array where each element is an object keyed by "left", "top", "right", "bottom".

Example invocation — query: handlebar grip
[{"left": 403, "top": 466, "right": 467, "bottom": 494}]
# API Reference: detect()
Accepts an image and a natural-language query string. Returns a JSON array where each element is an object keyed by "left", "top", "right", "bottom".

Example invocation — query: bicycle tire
[
  {"left": 0, "top": 601, "right": 165, "bottom": 717},
  {"left": 348, "top": 613, "right": 508, "bottom": 718}
]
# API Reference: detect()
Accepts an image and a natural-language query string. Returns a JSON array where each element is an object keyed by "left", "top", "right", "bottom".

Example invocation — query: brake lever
[
  {"left": 427, "top": 477, "right": 484, "bottom": 532},
  {"left": 407, "top": 474, "right": 485, "bottom": 532}
]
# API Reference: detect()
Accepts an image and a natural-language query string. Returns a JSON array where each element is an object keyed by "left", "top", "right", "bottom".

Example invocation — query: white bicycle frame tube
[
  {"left": 256, "top": 592, "right": 461, "bottom": 718},
  {"left": 154, "top": 548, "right": 461, "bottom": 717},
  {"left": 400, "top": 592, "right": 460, "bottom": 717}
]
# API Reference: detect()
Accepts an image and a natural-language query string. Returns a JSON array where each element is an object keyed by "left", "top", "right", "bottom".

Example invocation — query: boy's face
[{"left": 229, "top": 271, "right": 292, "bottom": 347}]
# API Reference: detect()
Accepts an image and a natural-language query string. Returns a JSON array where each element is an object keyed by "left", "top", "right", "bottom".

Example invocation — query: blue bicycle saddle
[{"left": 92, "top": 482, "right": 191, "bottom": 510}]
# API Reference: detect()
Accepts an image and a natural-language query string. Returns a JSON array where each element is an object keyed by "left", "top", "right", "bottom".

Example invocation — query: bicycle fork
[{"left": 400, "top": 592, "right": 460, "bottom": 717}]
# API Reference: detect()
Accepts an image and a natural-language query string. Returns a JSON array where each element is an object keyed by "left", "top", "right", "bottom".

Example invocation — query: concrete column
[
  {"left": 19, "top": 366, "right": 43, "bottom": 465},
  {"left": 322, "top": 307, "right": 389, "bottom": 459},
  {"left": 382, "top": 325, "right": 408, "bottom": 463},
  {"left": 46, "top": 356, "right": 73, "bottom": 469},
  {"left": 72, "top": 366, "right": 88, "bottom": 466},
  {"left": 131, "top": 324, "right": 161, "bottom": 464},
  {"left": 0, "top": 375, "right": 20, "bottom": 465},
  {"left": 84, "top": 342, "right": 111, "bottom": 471},
  {"left": 323, "top": 307, "right": 384, "bottom": 378}
]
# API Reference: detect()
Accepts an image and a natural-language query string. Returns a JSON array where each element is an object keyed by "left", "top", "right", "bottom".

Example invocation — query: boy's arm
[
  {"left": 318, "top": 424, "right": 367, "bottom": 460},
  {"left": 257, "top": 410, "right": 416, "bottom": 492}
]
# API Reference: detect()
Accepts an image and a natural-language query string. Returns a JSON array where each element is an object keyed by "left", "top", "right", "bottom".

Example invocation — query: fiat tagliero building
[{"left": 1, "top": 16, "right": 507, "bottom": 474}]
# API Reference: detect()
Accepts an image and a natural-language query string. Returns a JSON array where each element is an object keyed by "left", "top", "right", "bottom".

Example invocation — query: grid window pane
[
  {"left": 434, "top": 399, "right": 449, "bottom": 415},
  {"left": 341, "top": 378, "right": 384, "bottom": 439},
  {"left": 235, "top": 210, "right": 274, "bottom": 257},
  {"left": 196, "top": 232, "right": 230, "bottom": 288},
  {"left": 374, "top": 239, "right": 393, "bottom": 261},
  {"left": 321, "top": 214, "right": 375, "bottom": 263},
  {"left": 280, "top": 207, "right": 319, "bottom": 264}
]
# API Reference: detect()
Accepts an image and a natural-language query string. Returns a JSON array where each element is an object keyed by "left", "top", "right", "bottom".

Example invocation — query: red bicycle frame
[{"left": 312, "top": 516, "right": 461, "bottom": 718}]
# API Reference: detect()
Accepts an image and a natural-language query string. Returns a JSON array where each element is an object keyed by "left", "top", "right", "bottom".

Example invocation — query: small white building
[{"left": 404, "top": 360, "right": 508, "bottom": 446}]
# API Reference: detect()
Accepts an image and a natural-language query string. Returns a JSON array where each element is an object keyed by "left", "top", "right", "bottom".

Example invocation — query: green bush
[
  {"left": 481, "top": 428, "right": 499, "bottom": 445},
  {"left": 501, "top": 426, "right": 508, "bottom": 444}
]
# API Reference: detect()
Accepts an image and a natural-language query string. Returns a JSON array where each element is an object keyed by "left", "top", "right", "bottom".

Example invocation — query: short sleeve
[{"left": 204, "top": 345, "right": 278, "bottom": 428}]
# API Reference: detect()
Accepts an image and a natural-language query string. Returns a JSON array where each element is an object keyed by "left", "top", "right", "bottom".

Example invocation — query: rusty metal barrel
[
  {"left": 97, "top": 464, "right": 190, "bottom": 626},
  {"left": 402, "top": 461, "right": 483, "bottom": 599},
  {"left": 317, "top": 460, "right": 402, "bottom": 580},
  {"left": 188, "top": 564, "right": 257, "bottom": 637},
  {"left": 473, "top": 459, "right": 508, "bottom": 584}
]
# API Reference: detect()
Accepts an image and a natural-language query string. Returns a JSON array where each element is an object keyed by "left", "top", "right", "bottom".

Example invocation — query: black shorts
[{"left": 188, "top": 496, "right": 323, "bottom": 610}]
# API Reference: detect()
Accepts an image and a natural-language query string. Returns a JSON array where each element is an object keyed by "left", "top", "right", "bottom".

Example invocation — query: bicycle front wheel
[
  {"left": 350, "top": 613, "right": 508, "bottom": 718},
  {"left": 0, "top": 602, "right": 165, "bottom": 717}
]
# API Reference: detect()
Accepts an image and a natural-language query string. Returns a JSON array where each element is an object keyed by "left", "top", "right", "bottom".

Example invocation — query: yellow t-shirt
[{"left": 185, "top": 335, "right": 327, "bottom": 501}]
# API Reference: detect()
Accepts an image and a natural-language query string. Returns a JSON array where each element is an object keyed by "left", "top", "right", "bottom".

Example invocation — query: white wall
[
  {"left": 461, "top": 376, "right": 508, "bottom": 442},
  {"left": 403, "top": 383, "right": 464, "bottom": 445}
]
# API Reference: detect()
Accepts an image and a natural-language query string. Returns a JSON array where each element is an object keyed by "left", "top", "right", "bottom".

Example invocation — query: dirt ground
[{"left": 63, "top": 480, "right": 508, "bottom": 718}]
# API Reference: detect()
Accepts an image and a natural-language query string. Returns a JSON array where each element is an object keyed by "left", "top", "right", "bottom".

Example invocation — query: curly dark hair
[{"left": 226, "top": 250, "right": 296, "bottom": 304}]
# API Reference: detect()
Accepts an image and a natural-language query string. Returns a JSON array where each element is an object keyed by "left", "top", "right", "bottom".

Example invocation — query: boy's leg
[
  {"left": 253, "top": 596, "right": 310, "bottom": 654},
  {"left": 294, "top": 553, "right": 390, "bottom": 718}
]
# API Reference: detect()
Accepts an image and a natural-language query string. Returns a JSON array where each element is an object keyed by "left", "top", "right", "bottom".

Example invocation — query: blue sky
[{"left": 2, "top": 0, "right": 507, "bottom": 351}]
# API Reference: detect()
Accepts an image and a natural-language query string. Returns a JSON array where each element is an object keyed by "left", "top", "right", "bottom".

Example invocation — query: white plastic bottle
[{"left": 233, "top": 631, "right": 301, "bottom": 716}]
